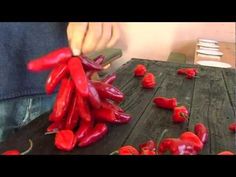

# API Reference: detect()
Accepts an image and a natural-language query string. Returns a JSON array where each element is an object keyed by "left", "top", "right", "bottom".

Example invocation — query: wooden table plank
[{"left": 124, "top": 62, "right": 197, "bottom": 148}]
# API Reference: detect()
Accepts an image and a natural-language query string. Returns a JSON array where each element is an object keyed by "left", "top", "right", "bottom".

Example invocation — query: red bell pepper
[{"left": 27, "top": 47, "right": 72, "bottom": 72}]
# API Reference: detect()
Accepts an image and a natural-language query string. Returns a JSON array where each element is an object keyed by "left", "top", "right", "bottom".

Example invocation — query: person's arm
[{"left": 67, "top": 22, "right": 120, "bottom": 56}]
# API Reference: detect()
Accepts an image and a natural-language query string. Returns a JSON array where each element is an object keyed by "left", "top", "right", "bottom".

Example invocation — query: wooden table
[
  {"left": 0, "top": 59, "right": 235, "bottom": 155},
  {"left": 194, "top": 42, "right": 236, "bottom": 68}
]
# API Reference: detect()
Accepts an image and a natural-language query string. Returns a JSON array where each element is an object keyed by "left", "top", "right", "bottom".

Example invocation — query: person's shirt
[{"left": 0, "top": 22, "right": 68, "bottom": 101}]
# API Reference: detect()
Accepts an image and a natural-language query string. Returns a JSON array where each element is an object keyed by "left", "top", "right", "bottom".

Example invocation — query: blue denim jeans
[{"left": 0, "top": 94, "right": 56, "bottom": 142}]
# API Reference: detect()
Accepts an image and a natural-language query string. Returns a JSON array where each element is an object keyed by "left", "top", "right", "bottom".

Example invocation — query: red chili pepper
[
  {"left": 229, "top": 122, "right": 236, "bottom": 132},
  {"left": 102, "top": 73, "right": 117, "bottom": 85},
  {"left": 134, "top": 64, "right": 147, "bottom": 77},
  {"left": 50, "top": 78, "right": 75, "bottom": 122},
  {"left": 172, "top": 106, "right": 189, "bottom": 123},
  {"left": 68, "top": 57, "right": 89, "bottom": 97},
  {"left": 45, "top": 63, "right": 68, "bottom": 95},
  {"left": 140, "top": 149, "right": 156, "bottom": 155},
  {"left": 113, "top": 111, "right": 132, "bottom": 124},
  {"left": 2, "top": 139, "right": 33, "bottom": 155},
  {"left": 92, "top": 107, "right": 116, "bottom": 123},
  {"left": 75, "top": 119, "right": 93, "bottom": 142},
  {"left": 139, "top": 140, "right": 156, "bottom": 152},
  {"left": 217, "top": 151, "right": 234, "bottom": 155},
  {"left": 100, "top": 99, "right": 124, "bottom": 113},
  {"left": 79, "top": 55, "right": 103, "bottom": 71},
  {"left": 78, "top": 123, "right": 108, "bottom": 147},
  {"left": 179, "top": 132, "right": 203, "bottom": 152},
  {"left": 118, "top": 145, "right": 139, "bottom": 155},
  {"left": 153, "top": 97, "right": 177, "bottom": 109},
  {"left": 27, "top": 47, "right": 72, "bottom": 72},
  {"left": 93, "top": 55, "right": 105, "bottom": 65},
  {"left": 88, "top": 81, "right": 101, "bottom": 109},
  {"left": 76, "top": 92, "right": 92, "bottom": 122},
  {"left": 142, "top": 73, "right": 156, "bottom": 89},
  {"left": 93, "top": 81, "right": 124, "bottom": 103},
  {"left": 177, "top": 68, "right": 198, "bottom": 75},
  {"left": 158, "top": 138, "right": 197, "bottom": 155},
  {"left": 65, "top": 95, "right": 80, "bottom": 130},
  {"left": 55, "top": 130, "right": 77, "bottom": 151},
  {"left": 194, "top": 123, "right": 208, "bottom": 144}
]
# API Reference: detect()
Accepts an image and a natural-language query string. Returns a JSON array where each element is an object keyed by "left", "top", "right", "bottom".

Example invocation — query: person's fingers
[
  {"left": 81, "top": 22, "right": 102, "bottom": 54},
  {"left": 107, "top": 23, "right": 120, "bottom": 48},
  {"left": 67, "top": 22, "right": 88, "bottom": 56},
  {"left": 95, "top": 23, "right": 112, "bottom": 51}
]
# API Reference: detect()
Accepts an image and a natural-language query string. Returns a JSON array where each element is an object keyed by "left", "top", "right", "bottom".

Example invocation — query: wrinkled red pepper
[
  {"left": 75, "top": 119, "right": 93, "bottom": 142},
  {"left": 134, "top": 64, "right": 147, "bottom": 77},
  {"left": 139, "top": 140, "right": 156, "bottom": 155},
  {"left": 78, "top": 123, "right": 108, "bottom": 147},
  {"left": 2, "top": 139, "right": 33, "bottom": 155},
  {"left": 79, "top": 55, "right": 103, "bottom": 71},
  {"left": 68, "top": 57, "right": 89, "bottom": 97},
  {"left": 194, "top": 123, "right": 208, "bottom": 144},
  {"left": 65, "top": 95, "right": 80, "bottom": 130},
  {"left": 142, "top": 73, "right": 156, "bottom": 89},
  {"left": 45, "top": 63, "right": 68, "bottom": 95},
  {"left": 102, "top": 73, "right": 117, "bottom": 85},
  {"left": 179, "top": 132, "right": 203, "bottom": 152},
  {"left": 50, "top": 78, "right": 75, "bottom": 122},
  {"left": 93, "top": 81, "right": 124, "bottom": 103},
  {"left": 55, "top": 130, "right": 77, "bottom": 151},
  {"left": 118, "top": 145, "right": 139, "bottom": 155},
  {"left": 172, "top": 106, "right": 189, "bottom": 123},
  {"left": 229, "top": 122, "right": 236, "bottom": 132},
  {"left": 153, "top": 97, "right": 177, "bottom": 109},
  {"left": 217, "top": 151, "right": 234, "bottom": 155},
  {"left": 27, "top": 47, "right": 72, "bottom": 72},
  {"left": 76, "top": 92, "right": 92, "bottom": 122},
  {"left": 88, "top": 81, "right": 101, "bottom": 109}
]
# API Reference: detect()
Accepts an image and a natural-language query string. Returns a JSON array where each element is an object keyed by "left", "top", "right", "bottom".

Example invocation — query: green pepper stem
[
  {"left": 109, "top": 150, "right": 119, "bottom": 155},
  {"left": 21, "top": 139, "right": 33, "bottom": 155},
  {"left": 156, "top": 129, "right": 168, "bottom": 154}
]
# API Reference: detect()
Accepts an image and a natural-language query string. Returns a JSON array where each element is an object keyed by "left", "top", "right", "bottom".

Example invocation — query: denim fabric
[
  {"left": 0, "top": 22, "right": 68, "bottom": 101},
  {"left": 0, "top": 94, "right": 56, "bottom": 142}
]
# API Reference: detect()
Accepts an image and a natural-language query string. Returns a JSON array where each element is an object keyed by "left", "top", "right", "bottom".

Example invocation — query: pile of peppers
[{"left": 27, "top": 47, "right": 132, "bottom": 151}]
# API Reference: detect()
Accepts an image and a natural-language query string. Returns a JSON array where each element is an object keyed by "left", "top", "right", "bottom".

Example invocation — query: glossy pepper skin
[
  {"left": 100, "top": 99, "right": 124, "bottom": 113},
  {"left": 217, "top": 151, "right": 234, "bottom": 155},
  {"left": 118, "top": 145, "right": 139, "bottom": 155},
  {"left": 194, "top": 123, "right": 208, "bottom": 144},
  {"left": 153, "top": 97, "right": 177, "bottom": 110},
  {"left": 76, "top": 92, "right": 92, "bottom": 122},
  {"left": 78, "top": 123, "right": 108, "bottom": 147},
  {"left": 134, "top": 64, "right": 147, "bottom": 77},
  {"left": 114, "top": 111, "right": 132, "bottom": 124},
  {"left": 50, "top": 78, "right": 75, "bottom": 122},
  {"left": 92, "top": 107, "right": 116, "bottom": 123},
  {"left": 102, "top": 73, "right": 117, "bottom": 85},
  {"left": 93, "top": 55, "right": 105, "bottom": 65},
  {"left": 229, "top": 122, "right": 236, "bottom": 132},
  {"left": 27, "top": 47, "right": 72, "bottom": 72},
  {"left": 45, "top": 63, "right": 68, "bottom": 95},
  {"left": 79, "top": 55, "right": 103, "bottom": 71},
  {"left": 65, "top": 95, "right": 80, "bottom": 130},
  {"left": 55, "top": 130, "right": 77, "bottom": 151},
  {"left": 139, "top": 140, "right": 156, "bottom": 155},
  {"left": 68, "top": 57, "right": 89, "bottom": 97},
  {"left": 93, "top": 81, "right": 124, "bottom": 103},
  {"left": 88, "top": 81, "right": 101, "bottom": 109},
  {"left": 172, "top": 106, "right": 189, "bottom": 123},
  {"left": 179, "top": 132, "right": 203, "bottom": 153},
  {"left": 142, "top": 73, "right": 156, "bottom": 89},
  {"left": 75, "top": 119, "right": 93, "bottom": 142},
  {"left": 47, "top": 120, "right": 65, "bottom": 133},
  {"left": 158, "top": 138, "right": 197, "bottom": 155}
]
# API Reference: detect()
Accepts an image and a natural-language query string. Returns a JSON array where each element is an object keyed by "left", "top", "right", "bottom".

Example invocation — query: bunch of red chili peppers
[{"left": 26, "top": 47, "right": 132, "bottom": 151}]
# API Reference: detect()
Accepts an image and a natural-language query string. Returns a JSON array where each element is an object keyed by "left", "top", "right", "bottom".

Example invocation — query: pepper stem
[
  {"left": 110, "top": 150, "right": 119, "bottom": 155},
  {"left": 156, "top": 129, "right": 168, "bottom": 154},
  {"left": 21, "top": 139, "right": 33, "bottom": 155},
  {"left": 180, "top": 112, "right": 189, "bottom": 119},
  {"left": 44, "top": 130, "right": 58, "bottom": 135}
]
